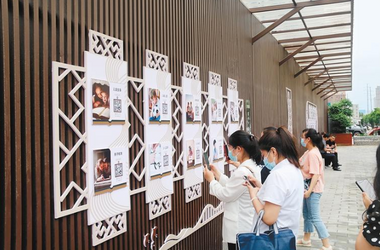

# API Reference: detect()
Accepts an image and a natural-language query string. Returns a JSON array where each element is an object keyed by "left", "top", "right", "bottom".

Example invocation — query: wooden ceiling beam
[
  {"left": 284, "top": 39, "right": 351, "bottom": 49},
  {"left": 252, "top": 7, "right": 303, "bottom": 44},
  {"left": 272, "top": 22, "right": 351, "bottom": 34},
  {"left": 323, "top": 91, "right": 339, "bottom": 100},
  {"left": 297, "top": 55, "right": 351, "bottom": 63},
  {"left": 294, "top": 57, "right": 324, "bottom": 78},
  {"left": 249, "top": 0, "right": 351, "bottom": 13},
  {"left": 280, "top": 39, "right": 316, "bottom": 66},
  {"left": 304, "top": 69, "right": 327, "bottom": 86},
  {"left": 307, "top": 65, "right": 351, "bottom": 71},
  {"left": 279, "top": 33, "right": 351, "bottom": 44},
  {"left": 312, "top": 78, "right": 331, "bottom": 91},
  {"left": 320, "top": 86, "right": 336, "bottom": 97},
  {"left": 295, "top": 51, "right": 351, "bottom": 60},
  {"left": 298, "top": 46, "right": 351, "bottom": 54},
  {"left": 262, "top": 11, "right": 351, "bottom": 24}
]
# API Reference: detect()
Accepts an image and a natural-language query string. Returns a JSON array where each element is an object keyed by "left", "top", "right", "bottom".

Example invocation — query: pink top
[{"left": 299, "top": 147, "right": 325, "bottom": 193}]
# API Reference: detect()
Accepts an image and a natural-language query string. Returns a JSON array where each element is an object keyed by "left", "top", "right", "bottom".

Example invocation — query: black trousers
[
  {"left": 321, "top": 152, "right": 338, "bottom": 168},
  {"left": 228, "top": 243, "right": 236, "bottom": 250}
]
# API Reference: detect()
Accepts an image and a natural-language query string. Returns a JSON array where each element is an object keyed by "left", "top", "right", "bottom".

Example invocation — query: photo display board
[
  {"left": 85, "top": 51, "right": 131, "bottom": 225},
  {"left": 227, "top": 78, "right": 240, "bottom": 171},
  {"left": 144, "top": 62, "right": 174, "bottom": 203},
  {"left": 182, "top": 72, "right": 204, "bottom": 191},
  {"left": 286, "top": 88, "right": 293, "bottom": 134},
  {"left": 208, "top": 72, "right": 224, "bottom": 173},
  {"left": 306, "top": 101, "right": 318, "bottom": 130}
]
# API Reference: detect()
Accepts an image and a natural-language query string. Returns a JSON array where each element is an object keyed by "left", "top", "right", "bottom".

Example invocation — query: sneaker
[
  {"left": 333, "top": 167, "right": 342, "bottom": 171},
  {"left": 338, "top": 163, "right": 342, "bottom": 166},
  {"left": 296, "top": 239, "right": 311, "bottom": 247}
]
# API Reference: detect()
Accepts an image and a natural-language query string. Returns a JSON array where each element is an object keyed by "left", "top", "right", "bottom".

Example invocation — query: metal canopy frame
[{"left": 242, "top": 0, "right": 354, "bottom": 97}]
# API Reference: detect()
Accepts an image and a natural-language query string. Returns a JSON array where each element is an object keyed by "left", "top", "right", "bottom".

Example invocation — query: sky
[{"left": 346, "top": 0, "right": 380, "bottom": 112}]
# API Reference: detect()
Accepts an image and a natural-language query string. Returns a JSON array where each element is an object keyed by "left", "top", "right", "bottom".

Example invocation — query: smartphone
[
  {"left": 224, "top": 144, "right": 230, "bottom": 161},
  {"left": 243, "top": 175, "right": 255, "bottom": 187},
  {"left": 356, "top": 179, "right": 377, "bottom": 200},
  {"left": 203, "top": 152, "right": 211, "bottom": 170}
]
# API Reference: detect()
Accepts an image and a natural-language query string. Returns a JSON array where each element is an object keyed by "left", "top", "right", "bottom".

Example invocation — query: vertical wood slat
[{"left": 0, "top": 0, "right": 327, "bottom": 249}]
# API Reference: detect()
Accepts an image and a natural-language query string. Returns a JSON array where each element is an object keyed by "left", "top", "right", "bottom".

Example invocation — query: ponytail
[
  {"left": 303, "top": 128, "right": 324, "bottom": 151},
  {"left": 259, "top": 126, "right": 300, "bottom": 168},
  {"left": 229, "top": 130, "right": 262, "bottom": 164}
]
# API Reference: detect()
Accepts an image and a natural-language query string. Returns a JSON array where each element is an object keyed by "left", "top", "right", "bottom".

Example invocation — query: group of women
[{"left": 203, "top": 127, "right": 333, "bottom": 250}]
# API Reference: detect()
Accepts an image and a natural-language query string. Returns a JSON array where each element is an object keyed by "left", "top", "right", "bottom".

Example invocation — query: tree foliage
[
  {"left": 362, "top": 108, "right": 380, "bottom": 127},
  {"left": 328, "top": 99, "right": 353, "bottom": 133}
]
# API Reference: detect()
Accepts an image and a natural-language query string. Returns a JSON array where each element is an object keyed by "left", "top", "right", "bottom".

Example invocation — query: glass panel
[
  {"left": 272, "top": 30, "right": 309, "bottom": 40},
  {"left": 240, "top": 0, "right": 293, "bottom": 9},
  {"left": 254, "top": 9, "right": 296, "bottom": 22},
  {"left": 271, "top": 19, "right": 305, "bottom": 31},
  {"left": 300, "top": 2, "right": 351, "bottom": 16},
  {"left": 316, "top": 42, "right": 351, "bottom": 50},
  {"left": 320, "top": 48, "right": 351, "bottom": 55},
  {"left": 304, "top": 15, "right": 351, "bottom": 27},
  {"left": 310, "top": 26, "right": 351, "bottom": 37}
]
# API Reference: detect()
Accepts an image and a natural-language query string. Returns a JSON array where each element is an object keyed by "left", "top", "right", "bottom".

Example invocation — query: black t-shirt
[{"left": 363, "top": 200, "right": 380, "bottom": 247}]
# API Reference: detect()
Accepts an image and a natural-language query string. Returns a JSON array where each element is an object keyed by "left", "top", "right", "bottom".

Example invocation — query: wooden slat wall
[{"left": 0, "top": 0, "right": 326, "bottom": 249}]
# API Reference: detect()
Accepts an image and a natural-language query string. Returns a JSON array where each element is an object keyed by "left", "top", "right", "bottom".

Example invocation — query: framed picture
[
  {"left": 93, "top": 149, "right": 112, "bottom": 194},
  {"left": 92, "top": 79, "right": 110, "bottom": 122}
]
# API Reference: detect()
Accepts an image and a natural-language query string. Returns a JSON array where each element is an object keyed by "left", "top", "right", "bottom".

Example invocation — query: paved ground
[{"left": 297, "top": 145, "right": 378, "bottom": 250}]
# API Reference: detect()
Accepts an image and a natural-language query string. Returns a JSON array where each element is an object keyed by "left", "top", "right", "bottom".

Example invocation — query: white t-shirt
[{"left": 256, "top": 158, "right": 304, "bottom": 237}]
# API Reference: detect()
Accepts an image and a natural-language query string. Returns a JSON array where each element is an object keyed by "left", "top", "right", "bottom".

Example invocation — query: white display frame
[
  {"left": 286, "top": 88, "right": 293, "bottom": 134},
  {"left": 306, "top": 101, "right": 318, "bottom": 130}
]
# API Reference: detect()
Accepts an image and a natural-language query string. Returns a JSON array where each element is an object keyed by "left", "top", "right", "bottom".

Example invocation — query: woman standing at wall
[
  {"left": 244, "top": 127, "right": 304, "bottom": 240},
  {"left": 297, "top": 128, "right": 332, "bottom": 250},
  {"left": 204, "top": 130, "right": 262, "bottom": 250}
]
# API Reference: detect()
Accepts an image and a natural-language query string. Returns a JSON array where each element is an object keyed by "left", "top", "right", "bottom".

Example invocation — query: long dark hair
[
  {"left": 228, "top": 130, "right": 261, "bottom": 164},
  {"left": 302, "top": 128, "right": 324, "bottom": 151},
  {"left": 259, "top": 126, "right": 300, "bottom": 168}
]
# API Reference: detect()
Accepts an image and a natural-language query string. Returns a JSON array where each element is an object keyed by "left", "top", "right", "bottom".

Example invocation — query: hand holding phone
[
  {"left": 243, "top": 175, "right": 255, "bottom": 188},
  {"left": 203, "top": 152, "right": 211, "bottom": 170},
  {"left": 356, "top": 179, "right": 377, "bottom": 201}
]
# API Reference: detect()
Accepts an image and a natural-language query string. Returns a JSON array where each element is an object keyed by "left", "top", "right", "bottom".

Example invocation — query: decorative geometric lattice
[
  {"left": 149, "top": 195, "right": 172, "bottom": 220},
  {"left": 146, "top": 50, "right": 169, "bottom": 72},
  {"left": 201, "top": 92, "right": 210, "bottom": 153},
  {"left": 171, "top": 86, "right": 184, "bottom": 181},
  {"left": 89, "top": 29, "right": 123, "bottom": 60},
  {"left": 238, "top": 99, "right": 245, "bottom": 131},
  {"left": 92, "top": 212, "right": 127, "bottom": 246},
  {"left": 209, "top": 71, "right": 221, "bottom": 86},
  {"left": 228, "top": 78, "right": 237, "bottom": 90},
  {"left": 185, "top": 184, "right": 202, "bottom": 203},
  {"left": 52, "top": 61, "right": 88, "bottom": 218},
  {"left": 183, "top": 63, "right": 200, "bottom": 80},
  {"left": 159, "top": 203, "right": 224, "bottom": 250}
]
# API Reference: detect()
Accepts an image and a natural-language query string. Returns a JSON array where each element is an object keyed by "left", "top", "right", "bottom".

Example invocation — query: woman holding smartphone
[
  {"left": 355, "top": 144, "right": 380, "bottom": 250},
  {"left": 297, "top": 128, "right": 332, "bottom": 250},
  {"left": 204, "top": 130, "right": 261, "bottom": 250},
  {"left": 244, "top": 126, "right": 304, "bottom": 241}
]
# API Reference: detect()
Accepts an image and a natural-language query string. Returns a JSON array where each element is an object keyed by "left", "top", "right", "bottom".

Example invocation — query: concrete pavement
[{"left": 297, "top": 145, "right": 378, "bottom": 250}]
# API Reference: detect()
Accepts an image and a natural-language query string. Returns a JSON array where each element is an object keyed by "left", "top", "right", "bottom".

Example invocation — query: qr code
[
  {"left": 115, "top": 162, "right": 123, "bottom": 177},
  {"left": 113, "top": 99, "right": 122, "bottom": 113},
  {"left": 163, "top": 154, "right": 169, "bottom": 167},
  {"left": 218, "top": 108, "right": 221, "bottom": 118},
  {"left": 219, "top": 145, "right": 223, "bottom": 155},
  {"left": 162, "top": 103, "right": 168, "bottom": 115},
  {"left": 195, "top": 106, "right": 200, "bottom": 117}
]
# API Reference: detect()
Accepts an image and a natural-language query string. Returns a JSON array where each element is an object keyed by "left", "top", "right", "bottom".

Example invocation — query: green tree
[
  {"left": 362, "top": 108, "right": 380, "bottom": 127},
  {"left": 328, "top": 99, "right": 353, "bottom": 133}
]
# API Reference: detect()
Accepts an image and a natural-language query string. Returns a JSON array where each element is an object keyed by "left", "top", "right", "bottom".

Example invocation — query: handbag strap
[{"left": 252, "top": 209, "right": 265, "bottom": 236}]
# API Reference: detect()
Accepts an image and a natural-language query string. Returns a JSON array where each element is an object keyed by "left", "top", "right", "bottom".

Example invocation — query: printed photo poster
[
  {"left": 148, "top": 142, "right": 172, "bottom": 179},
  {"left": 286, "top": 88, "right": 293, "bottom": 134},
  {"left": 182, "top": 76, "right": 204, "bottom": 189},
  {"left": 85, "top": 51, "right": 130, "bottom": 225},
  {"left": 228, "top": 85, "right": 240, "bottom": 171},
  {"left": 144, "top": 64, "right": 174, "bottom": 203},
  {"left": 208, "top": 82, "right": 224, "bottom": 173},
  {"left": 306, "top": 101, "right": 318, "bottom": 130}
]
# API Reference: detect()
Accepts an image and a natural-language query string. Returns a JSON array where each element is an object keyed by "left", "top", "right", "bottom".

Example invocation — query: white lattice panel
[
  {"left": 209, "top": 71, "right": 221, "bottom": 86},
  {"left": 159, "top": 202, "right": 224, "bottom": 250},
  {"left": 89, "top": 29, "right": 123, "bottom": 60},
  {"left": 149, "top": 195, "right": 172, "bottom": 220},
  {"left": 228, "top": 78, "right": 237, "bottom": 90},
  {"left": 185, "top": 184, "right": 202, "bottom": 203},
  {"left": 146, "top": 50, "right": 169, "bottom": 72},
  {"left": 183, "top": 63, "right": 200, "bottom": 80},
  {"left": 52, "top": 61, "right": 88, "bottom": 218},
  {"left": 238, "top": 99, "right": 245, "bottom": 131},
  {"left": 92, "top": 212, "right": 127, "bottom": 246}
]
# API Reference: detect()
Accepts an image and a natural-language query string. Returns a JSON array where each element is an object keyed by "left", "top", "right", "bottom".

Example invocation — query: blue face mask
[
  {"left": 228, "top": 150, "right": 238, "bottom": 162},
  {"left": 301, "top": 138, "right": 307, "bottom": 147},
  {"left": 263, "top": 151, "right": 276, "bottom": 170}
]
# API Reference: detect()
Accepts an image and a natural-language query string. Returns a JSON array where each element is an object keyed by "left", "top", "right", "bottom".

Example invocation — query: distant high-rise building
[
  {"left": 352, "top": 104, "right": 360, "bottom": 125},
  {"left": 373, "top": 86, "right": 380, "bottom": 109},
  {"left": 328, "top": 91, "right": 346, "bottom": 105}
]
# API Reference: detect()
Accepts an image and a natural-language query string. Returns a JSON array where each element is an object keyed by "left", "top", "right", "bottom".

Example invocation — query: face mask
[
  {"left": 228, "top": 150, "right": 238, "bottom": 162},
  {"left": 301, "top": 138, "right": 307, "bottom": 147},
  {"left": 263, "top": 151, "right": 276, "bottom": 170}
]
